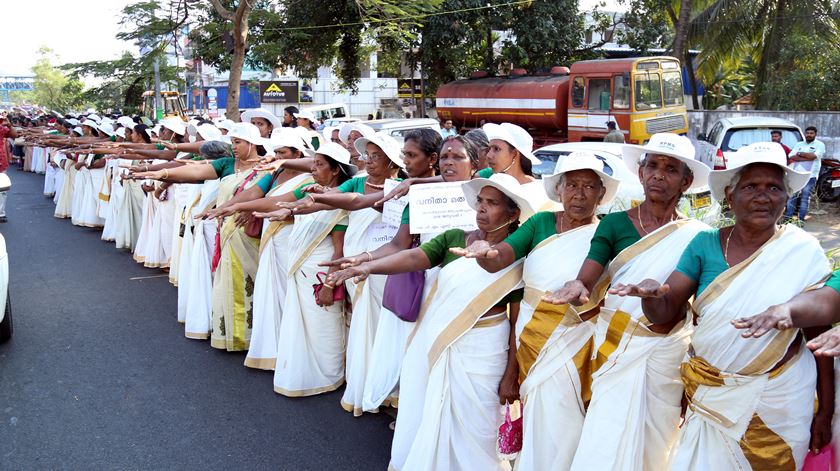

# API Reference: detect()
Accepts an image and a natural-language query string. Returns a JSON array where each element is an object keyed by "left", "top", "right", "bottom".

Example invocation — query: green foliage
[
  {"left": 617, "top": 0, "right": 674, "bottom": 52},
  {"left": 503, "top": 0, "right": 586, "bottom": 72},
  {"left": 760, "top": 31, "right": 840, "bottom": 111},
  {"left": 701, "top": 59, "right": 754, "bottom": 110},
  {"left": 28, "top": 47, "right": 88, "bottom": 112}
]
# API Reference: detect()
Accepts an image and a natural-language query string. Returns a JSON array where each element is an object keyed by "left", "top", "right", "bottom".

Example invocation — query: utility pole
[{"left": 154, "top": 56, "right": 163, "bottom": 121}]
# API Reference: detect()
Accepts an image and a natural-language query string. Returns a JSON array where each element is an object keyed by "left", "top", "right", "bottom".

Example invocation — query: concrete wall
[{"left": 688, "top": 110, "right": 840, "bottom": 156}]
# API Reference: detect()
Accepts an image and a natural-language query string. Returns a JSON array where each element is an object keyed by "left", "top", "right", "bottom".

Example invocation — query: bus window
[
  {"left": 635, "top": 72, "right": 662, "bottom": 110},
  {"left": 588, "top": 79, "right": 611, "bottom": 110},
  {"left": 613, "top": 73, "right": 630, "bottom": 109},
  {"left": 662, "top": 71, "right": 684, "bottom": 106},
  {"left": 572, "top": 77, "right": 585, "bottom": 108}
]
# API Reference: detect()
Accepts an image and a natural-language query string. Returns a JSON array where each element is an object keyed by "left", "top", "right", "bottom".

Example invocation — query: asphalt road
[{"left": 0, "top": 168, "right": 393, "bottom": 470}]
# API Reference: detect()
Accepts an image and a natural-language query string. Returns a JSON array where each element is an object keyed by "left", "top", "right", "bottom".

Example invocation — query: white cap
[
  {"left": 116, "top": 116, "right": 135, "bottom": 129},
  {"left": 115, "top": 127, "right": 126, "bottom": 139},
  {"left": 354, "top": 132, "right": 405, "bottom": 168},
  {"left": 321, "top": 126, "right": 339, "bottom": 143},
  {"left": 461, "top": 173, "right": 535, "bottom": 223},
  {"left": 622, "top": 132, "right": 709, "bottom": 191},
  {"left": 196, "top": 123, "right": 222, "bottom": 142},
  {"left": 708, "top": 142, "right": 810, "bottom": 200},
  {"left": 226, "top": 122, "right": 263, "bottom": 145},
  {"left": 97, "top": 122, "right": 115, "bottom": 136},
  {"left": 339, "top": 122, "right": 375, "bottom": 146},
  {"left": 542, "top": 151, "right": 621, "bottom": 206},
  {"left": 72, "top": 126, "right": 84, "bottom": 136},
  {"left": 87, "top": 113, "right": 102, "bottom": 123},
  {"left": 81, "top": 119, "right": 98, "bottom": 129},
  {"left": 241, "top": 108, "right": 282, "bottom": 129},
  {"left": 161, "top": 118, "right": 187, "bottom": 136},
  {"left": 216, "top": 119, "right": 235, "bottom": 132},
  {"left": 294, "top": 109, "right": 317, "bottom": 121},
  {"left": 316, "top": 142, "right": 353, "bottom": 167},
  {"left": 263, "top": 128, "right": 314, "bottom": 156},
  {"left": 482, "top": 122, "right": 540, "bottom": 165}
]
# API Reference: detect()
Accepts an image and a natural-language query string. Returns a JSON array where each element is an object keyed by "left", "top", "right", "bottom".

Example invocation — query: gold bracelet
[
  {"left": 163, "top": 169, "right": 170, "bottom": 180},
  {"left": 364, "top": 251, "right": 373, "bottom": 262},
  {"left": 307, "top": 193, "right": 316, "bottom": 203},
  {"left": 174, "top": 143, "right": 179, "bottom": 151},
  {"left": 323, "top": 282, "right": 334, "bottom": 290}
]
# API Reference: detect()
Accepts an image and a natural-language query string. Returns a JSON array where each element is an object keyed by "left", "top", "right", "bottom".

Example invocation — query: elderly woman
[
  {"left": 543, "top": 133, "right": 710, "bottom": 471},
  {"left": 614, "top": 142, "right": 834, "bottom": 469},
  {"left": 329, "top": 174, "right": 534, "bottom": 471},
  {"left": 456, "top": 152, "right": 620, "bottom": 470},
  {"left": 133, "top": 123, "right": 264, "bottom": 350}
]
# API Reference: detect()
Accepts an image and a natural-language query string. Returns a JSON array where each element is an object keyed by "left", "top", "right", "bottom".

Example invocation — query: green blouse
[
  {"left": 337, "top": 176, "right": 367, "bottom": 194},
  {"left": 209, "top": 157, "right": 237, "bottom": 179},
  {"left": 420, "top": 228, "right": 523, "bottom": 306},
  {"left": 675, "top": 229, "right": 730, "bottom": 297},
  {"left": 826, "top": 270, "right": 840, "bottom": 295},
  {"left": 503, "top": 211, "right": 558, "bottom": 260},
  {"left": 586, "top": 211, "right": 642, "bottom": 267}
]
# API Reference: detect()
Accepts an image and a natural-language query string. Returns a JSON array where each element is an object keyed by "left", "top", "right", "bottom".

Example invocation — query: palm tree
[{"left": 687, "top": 0, "right": 839, "bottom": 109}]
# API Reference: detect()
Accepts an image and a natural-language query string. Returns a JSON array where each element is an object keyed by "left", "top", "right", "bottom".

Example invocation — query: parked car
[
  {"left": 322, "top": 117, "right": 359, "bottom": 128},
  {"left": 533, "top": 142, "right": 721, "bottom": 224},
  {"left": 698, "top": 117, "right": 803, "bottom": 169},
  {"left": 362, "top": 118, "right": 441, "bottom": 143},
  {"left": 0, "top": 232, "right": 11, "bottom": 343},
  {"left": 300, "top": 103, "right": 349, "bottom": 122}
]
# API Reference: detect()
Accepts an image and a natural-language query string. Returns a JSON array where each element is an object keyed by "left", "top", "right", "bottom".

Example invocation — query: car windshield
[{"left": 721, "top": 127, "right": 803, "bottom": 152}]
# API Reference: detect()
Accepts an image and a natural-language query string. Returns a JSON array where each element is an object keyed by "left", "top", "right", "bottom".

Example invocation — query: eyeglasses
[{"left": 362, "top": 153, "right": 387, "bottom": 163}]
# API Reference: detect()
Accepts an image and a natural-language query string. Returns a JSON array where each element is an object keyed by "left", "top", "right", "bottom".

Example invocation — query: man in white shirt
[{"left": 785, "top": 125, "right": 826, "bottom": 221}]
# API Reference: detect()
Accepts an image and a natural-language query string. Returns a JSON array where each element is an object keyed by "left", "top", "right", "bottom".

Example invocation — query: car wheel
[{"left": 0, "top": 289, "right": 11, "bottom": 343}]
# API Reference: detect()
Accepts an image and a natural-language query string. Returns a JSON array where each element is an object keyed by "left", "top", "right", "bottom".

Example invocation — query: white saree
[
  {"left": 182, "top": 180, "right": 220, "bottom": 338},
  {"left": 513, "top": 223, "right": 599, "bottom": 471},
  {"left": 55, "top": 160, "right": 76, "bottom": 218},
  {"left": 390, "top": 256, "right": 524, "bottom": 471},
  {"left": 51, "top": 152, "right": 66, "bottom": 205},
  {"left": 340, "top": 206, "right": 397, "bottom": 415},
  {"left": 273, "top": 209, "right": 348, "bottom": 396},
  {"left": 244, "top": 172, "right": 313, "bottom": 369},
  {"left": 669, "top": 225, "right": 830, "bottom": 471},
  {"left": 570, "top": 218, "right": 708, "bottom": 471}
]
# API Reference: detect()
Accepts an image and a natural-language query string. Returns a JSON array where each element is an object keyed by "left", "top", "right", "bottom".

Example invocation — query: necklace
[
  {"left": 499, "top": 158, "right": 517, "bottom": 174},
  {"left": 636, "top": 205, "right": 674, "bottom": 236},
  {"left": 365, "top": 180, "right": 385, "bottom": 190},
  {"left": 724, "top": 227, "right": 734, "bottom": 262},
  {"left": 486, "top": 218, "right": 515, "bottom": 234}
]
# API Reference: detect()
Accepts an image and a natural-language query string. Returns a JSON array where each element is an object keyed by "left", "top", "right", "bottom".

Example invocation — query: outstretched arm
[
  {"left": 609, "top": 271, "right": 696, "bottom": 325},
  {"left": 327, "top": 247, "right": 432, "bottom": 285}
]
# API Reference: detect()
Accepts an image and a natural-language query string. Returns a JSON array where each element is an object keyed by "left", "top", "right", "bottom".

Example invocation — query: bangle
[
  {"left": 163, "top": 169, "right": 170, "bottom": 180},
  {"left": 174, "top": 143, "right": 179, "bottom": 151},
  {"left": 323, "top": 283, "right": 334, "bottom": 290},
  {"left": 306, "top": 193, "right": 316, "bottom": 203},
  {"left": 364, "top": 251, "right": 373, "bottom": 262}
]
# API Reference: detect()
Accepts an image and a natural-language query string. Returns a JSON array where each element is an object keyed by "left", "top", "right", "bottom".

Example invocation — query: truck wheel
[{"left": 0, "top": 290, "right": 11, "bottom": 343}]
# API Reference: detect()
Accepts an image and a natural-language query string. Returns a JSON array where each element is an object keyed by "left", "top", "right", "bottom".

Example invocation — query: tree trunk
[
  {"left": 672, "top": 0, "right": 692, "bottom": 61},
  {"left": 209, "top": 0, "right": 252, "bottom": 121},
  {"left": 755, "top": 0, "right": 787, "bottom": 109}
]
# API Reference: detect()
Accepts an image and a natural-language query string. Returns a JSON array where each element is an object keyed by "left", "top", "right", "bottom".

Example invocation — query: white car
[
  {"left": 698, "top": 117, "right": 803, "bottom": 169},
  {"left": 0, "top": 232, "right": 10, "bottom": 343},
  {"left": 362, "top": 118, "right": 441, "bottom": 144},
  {"left": 533, "top": 142, "right": 721, "bottom": 224}
]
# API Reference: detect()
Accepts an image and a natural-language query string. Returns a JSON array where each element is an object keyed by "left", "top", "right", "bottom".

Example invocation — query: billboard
[
  {"left": 397, "top": 79, "right": 423, "bottom": 98},
  {"left": 259, "top": 80, "right": 299, "bottom": 104}
]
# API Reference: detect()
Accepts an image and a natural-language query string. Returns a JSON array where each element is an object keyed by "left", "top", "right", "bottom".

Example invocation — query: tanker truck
[{"left": 435, "top": 56, "right": 689, "bottom": 146}]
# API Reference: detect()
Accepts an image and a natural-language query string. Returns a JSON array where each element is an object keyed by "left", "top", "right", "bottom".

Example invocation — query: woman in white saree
[
  {"left": 275, "top": 132, "right": 405, "bottom": 415},
  {"left": 543, "top": 133, "right": 711, "bottom": 471},
  {"left": 205, "top": 130, "right": 315, "bottom": 369},
  {"left": 253, "top": 143, "right": 357, "bottom": 394},
  {"left": 330, "top": 173, "right": 535, "bottom": 471},
  {"left": 458, "top": 152, "right": 620, "bottom": 471},
  {"left": 615, "top": 143, "right": 834, "bottom": 470}
]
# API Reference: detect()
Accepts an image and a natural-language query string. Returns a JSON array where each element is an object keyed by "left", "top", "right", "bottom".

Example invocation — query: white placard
[
  {"left": 367, "top": 222, "right": 398, "bottom": 250},
  {"left": 408, "top": 182, "right": 477, "bottom": 234},
  {"left": 382, "top": 179, "right": 408, "bottom": 227}
]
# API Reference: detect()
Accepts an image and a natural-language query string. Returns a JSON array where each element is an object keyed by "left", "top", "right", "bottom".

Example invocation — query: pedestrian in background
[
  {"left": 603, "top": 121, "right": 624, "bottom": 143},
  {"left": 784, "top": 125, "right": 825, "bottom": 222},
  {"left": 439, "top": 119, "right": 457, "bottom": 138},
  {"left": 771, "top": 129, "right": 791, "bottom": 157}
]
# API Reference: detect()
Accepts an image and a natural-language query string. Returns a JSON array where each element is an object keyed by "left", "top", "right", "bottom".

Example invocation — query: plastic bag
[
  {"left": 803, "top": 445, "right": 834, "bottom": 471},
  {"left": 497, "top": 402, "right": 523, "bottom": 460}
]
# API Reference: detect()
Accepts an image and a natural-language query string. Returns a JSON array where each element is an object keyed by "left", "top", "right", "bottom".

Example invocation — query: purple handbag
[{"left": 382, "top": 269, "right": 425, "bottom": 322}]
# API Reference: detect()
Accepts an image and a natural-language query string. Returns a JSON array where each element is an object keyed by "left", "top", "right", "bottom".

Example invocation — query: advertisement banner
[{"left": 259, "top": 80, "right": 299, "bottom": 103}]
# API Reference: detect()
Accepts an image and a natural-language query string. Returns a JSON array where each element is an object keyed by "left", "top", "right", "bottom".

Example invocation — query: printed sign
[
  {"left": 367, "top": 222, "right": 398, "bottom": 250},
  {"left": 408, "top": 182, "right": 477, "bottom": 234},
  {"left": 397, "top": 79, "right": 423, "bottom": 99},
  {"left": 259, "top": 80, "right": 300, "bottom": 104},
  {"left": 382, "top": 179, "right": 408, "bottom": 227}
]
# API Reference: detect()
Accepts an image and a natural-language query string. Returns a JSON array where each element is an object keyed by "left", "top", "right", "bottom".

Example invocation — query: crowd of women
[{"left": 14, "top": 106, "right": 840, "bottom": 470}]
